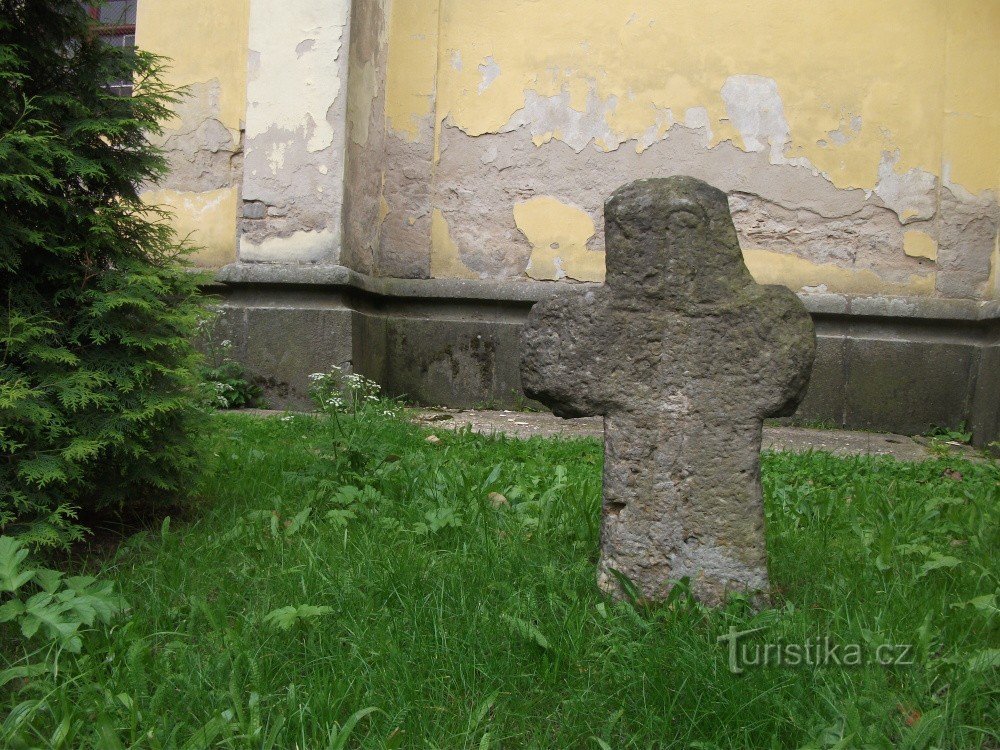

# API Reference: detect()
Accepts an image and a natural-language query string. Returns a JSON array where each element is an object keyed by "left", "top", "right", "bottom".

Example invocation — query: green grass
[{"left": 2, "top": 411, "right": 998, "bottom": 749}]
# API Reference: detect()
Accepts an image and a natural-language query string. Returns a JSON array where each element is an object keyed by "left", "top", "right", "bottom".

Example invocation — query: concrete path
[{"left": 411, "top": 408, "right": 987, "bottom": 463}]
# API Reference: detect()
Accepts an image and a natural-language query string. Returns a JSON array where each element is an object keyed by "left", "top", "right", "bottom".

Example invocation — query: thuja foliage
[{"left": 0, "top": 1, "right": 207, "bottom": 546}]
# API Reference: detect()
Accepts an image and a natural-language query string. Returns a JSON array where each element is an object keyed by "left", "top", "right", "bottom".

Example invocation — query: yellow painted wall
[
  {"left": 136, "top": 0, "right": 250, "bottom": 267},
  {"left": 431, "top": 0, "right": 997, "bottom": 195},
  {"left": 377, "top": 0, "right": 999, "bottom": 296}
]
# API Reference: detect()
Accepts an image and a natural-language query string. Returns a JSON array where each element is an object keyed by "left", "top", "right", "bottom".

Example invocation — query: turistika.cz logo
[{"left": 717, "top": 626, "right": 916, "bottom": 674}]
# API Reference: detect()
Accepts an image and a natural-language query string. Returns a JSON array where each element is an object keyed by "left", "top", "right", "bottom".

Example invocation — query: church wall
[
  {"left": 238, "top": 0, "right": 352, "bottom": 264},
  {"left": 137, "top": 0, "right": 999, "bottom": 444},
  {"left": 135, "top": 0, "right": 249, "bottom": 267},
  {"left": 378, "top": 0, "right": 997, "bottom": 301}
]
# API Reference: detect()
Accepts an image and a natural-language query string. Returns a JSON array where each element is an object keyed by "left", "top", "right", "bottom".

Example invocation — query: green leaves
[
  {"left": 1, "top": 0, "right": 207, "bottom": 547},
  {"left": 263, "top": 604, "right": 334, "bottom": 632},
  {"left": 0, "top": 535, "right": 125, "bottom": 660},
  {"left": 0, "top": 535, "right": 34, "bottom": 593},
  {"left": 413, "top": 506, "right": 463, "bottom": 535},
  {"left": 500, "top": 614, "right": 550, "bottom": 651},
  {"left": 916, "top": 552, "right": 962, "bottom": 579}
]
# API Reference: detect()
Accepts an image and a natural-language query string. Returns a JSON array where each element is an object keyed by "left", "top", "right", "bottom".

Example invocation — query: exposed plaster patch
[
  {"left": 450, "top": 49, "right": 462, "bottom": 71},
  {"left": 295, "top": 38, "right": 316, "bottom": 57},
  {"left": 934, "top": 185, "right": 998, "bottom": 298},
  {"left": 240, "top": 228, "right": 338, "bottom": 264},
  {"left": 478, "top": 55, "right": 499, "bottom": 93},
  {"left": 720, "top": 75, "right": 803, "bottom": 167},
  {"left": 151, "top": 80, "right": 241, "bottom": 194},
  {"left": 266, "top": 142, "right": 286, "bottom": 174},
  {"left": 493, "top": 86, "right": 621, "bottom": 152},
  {"left": 378, "top": 130, "right": 435, "bottom": 278},
  {"left": 514, "top": 197, "right": 602, "bottom": 281},
  {"left": 635, "top": 106, "right": 673, "bottom": 153},
  {"left": 682, "top": 107, "right": 713, "bottom": 146},
  {"left": 874, "top": 151, "right": 938, "bottom": 223}
]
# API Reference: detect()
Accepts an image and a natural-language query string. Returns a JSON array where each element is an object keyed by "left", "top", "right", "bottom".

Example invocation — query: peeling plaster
[
  {"left": 245, "top": 0, "right": 347, "bottom": 153},
  {"left": 514, "top": 197, "right": 602, "bottom": 281},
  {"left": 432, "top": 1, "right": 998, "bottom": 195},
  {"left": 348, "top": 0, "right": 999, "bottom": 300},
  {"left": 240, "top": 0, "right": 352, "bottom": 263},
  {"left": 151, "top": 80, "right": 242, "bottom": 194},
  {"left": 136, "top": 0, "right": 249, "bottom": 268},
  {"left": 493, "top": 86, "right": 621, "bottom": 152},
  {"left": 241, "top": 228, "right": 338, "bottom": 263},
  {"left": 477, "top": 56, "right": 500, "bottom": 94},
  {"left": 428, "top": 121, "right": 951, "bottom": 293},
  {"left": 720, "top": 75, "right": 798, "bottom": 166},
  {"left": 874, "top": 151, "right": 938, "bottom": 223}
]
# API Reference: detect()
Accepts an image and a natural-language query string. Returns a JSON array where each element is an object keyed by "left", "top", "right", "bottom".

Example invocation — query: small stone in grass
[
  {"left": 425, "top": 434, "right": 442, "bottom": 445},
  {"left": 488, "top": 492, "right": 509, "bottom": 508}
]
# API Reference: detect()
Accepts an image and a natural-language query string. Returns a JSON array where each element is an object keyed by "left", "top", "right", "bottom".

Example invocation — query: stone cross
[{"left": 521, "top": 176, "right": 815, "bottom": 605}]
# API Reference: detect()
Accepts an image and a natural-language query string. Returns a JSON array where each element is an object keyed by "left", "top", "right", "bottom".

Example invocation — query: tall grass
[{"left": 2, "top": 411, "right": 996, "bottom": 748}]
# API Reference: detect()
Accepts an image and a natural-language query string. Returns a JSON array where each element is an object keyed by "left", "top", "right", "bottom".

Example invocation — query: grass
[{"left": 2, "top": 410, "right": 998, "bottom": 749}]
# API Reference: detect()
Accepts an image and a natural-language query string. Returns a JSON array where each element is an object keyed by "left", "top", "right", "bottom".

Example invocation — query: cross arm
[
  {"left": 745, "top": 285, "right": 816, "bottom": 418},
  {"left": 520, "top": 289, "right": 612, "bottom": 418}
]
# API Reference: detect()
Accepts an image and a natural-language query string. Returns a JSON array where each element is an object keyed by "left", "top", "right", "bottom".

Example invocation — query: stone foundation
[{"left": 212, "top": 263, "right": 1000, "bottom": 447}]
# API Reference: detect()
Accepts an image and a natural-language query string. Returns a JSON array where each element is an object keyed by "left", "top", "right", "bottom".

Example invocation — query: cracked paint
[
  {"left": 240, "top": 0, "right": 352, "bottom": 263},
  {"left": 135, "top": 0, "right": 249, "bottom": 267},
  {"left": 367, "top": 0, "right": 998, "bottom": 298}
]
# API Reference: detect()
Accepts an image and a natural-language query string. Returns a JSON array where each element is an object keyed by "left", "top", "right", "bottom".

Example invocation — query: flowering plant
[{"left": 308, "top": 366, "right": 397, "bottom": 418}]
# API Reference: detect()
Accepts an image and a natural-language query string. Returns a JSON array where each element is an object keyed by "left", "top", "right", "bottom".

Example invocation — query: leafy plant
[
  {"left": 263, "top": 604, "right": 333, "bottom": 632},
  {"left": 0, "top": 0, "right": 208, "bottom": 546},
  {"left": 927, "top": 423, "right": 972, "bottom": 444},
  {"left": 0, "top": 536, "right": 125, "bottom": 685},
  {"left": 196, "top": 317, "right": 263, "bottom": 409},
  {"left": 308, "top": 365, "right": 398, "bottom": 419}
]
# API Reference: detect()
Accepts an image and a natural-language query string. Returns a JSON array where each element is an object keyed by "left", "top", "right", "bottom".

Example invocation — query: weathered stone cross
[{"left": 521, "top": 176, "right": 815, "bottom": 605}]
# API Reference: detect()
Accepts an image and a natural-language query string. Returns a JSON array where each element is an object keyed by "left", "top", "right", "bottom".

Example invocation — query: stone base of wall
[{"left": 212, "top": 264, "right": 1000, "bottom": 447}]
